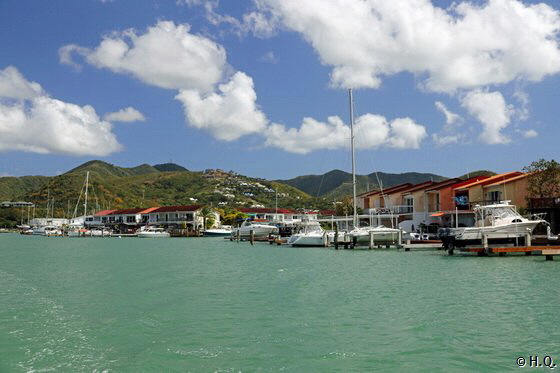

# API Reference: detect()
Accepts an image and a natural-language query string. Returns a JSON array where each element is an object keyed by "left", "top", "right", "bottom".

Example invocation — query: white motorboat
[
  {"left": 203, "top": 225, "right": 232, "bottom": 237},
  {"left": 439, "top": 201, "right": 546, "bottom": 248},
  {"left": 67, "top": 228, "right": 91, "bottom": 237},
  {"left": 43, "top": 227, "right": 62, "bottom": 236},
  {"left": 232, "top": 220, "right": 278, "bottom": 237},
  {"left": 137, "top": 226, "right": 170, "bottom": 238},
  {"left": 348, "top": 225, "right": 402, "bottom": 245},
  {"left": 90, "top": 227, "right": 112, "bottom": 237},
  {"left": 287, "top": 221, "right": 335, "bottom": 247}
]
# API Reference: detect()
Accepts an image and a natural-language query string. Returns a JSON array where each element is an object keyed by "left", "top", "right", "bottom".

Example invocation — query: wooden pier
[{"left": 458, "top": 245, "right": 560, "bottom": 260}]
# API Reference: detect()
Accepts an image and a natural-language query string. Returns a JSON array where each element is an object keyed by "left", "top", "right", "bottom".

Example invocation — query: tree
[
  {"left": 199, "top": 206, "right": 215, "bottom": 230},
  {"left": 523, "top": 159, "right": 560, "bottom": 198}
]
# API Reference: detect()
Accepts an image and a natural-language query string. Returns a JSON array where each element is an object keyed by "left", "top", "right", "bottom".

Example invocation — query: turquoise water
[{"left": 0, "top": 234, "right": 559, "bottom": 372}]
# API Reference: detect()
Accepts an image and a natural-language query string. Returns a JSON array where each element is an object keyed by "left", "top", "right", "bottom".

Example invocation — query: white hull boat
[
  {"left": 203, "top": 226, "right": 232, "bottom": 237},
  {"left": 137, "top": 227, "right": 170, "bottom": 238},
  {"left": 287, "top": 222, "right": 335, "bottom": 247},
  {"left": 232, "top": 220, "right": 278, "bottom": 237},
  {"left": 439, "top": 201, "right": 546, "bottom": 249},
  {"left": 348, "top": 226, "right": 402, "bottom": 245}
]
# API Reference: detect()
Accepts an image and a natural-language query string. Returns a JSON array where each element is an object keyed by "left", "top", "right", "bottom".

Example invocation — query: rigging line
[{"left": 72, "top": 175, "right": 87, "bottom": 219}]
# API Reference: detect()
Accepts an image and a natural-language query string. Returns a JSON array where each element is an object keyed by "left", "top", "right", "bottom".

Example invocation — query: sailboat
[
  {"left": 67, "top": 172, "right": 92, "bottom": 237},
  {"left": 345, "top": 89, "right": 402, "bottom": 247}
]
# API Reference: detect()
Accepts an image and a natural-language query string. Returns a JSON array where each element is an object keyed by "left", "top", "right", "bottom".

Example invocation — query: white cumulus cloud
[
  {"left": 60, "top": 21, "right": 227, "bottom": 92},
  {"left": 175, "top": 72, "right": 267, "bottom": 141},
  {"left": 104, "top": 107, "right": 146, "bottom": 122},
  {"left": 265, "top": 113, "right": 426, "bottom": 154},
  {"left": 522, "top": 129, "right": 538, "bottom": 138},
  {"left": 0, "top": 66, "right": 43, "bottom": 100},
  {"left": 461, "top": 89, "right": 512, "bottom": 144},
  {"left": 62, "top": 21, "right": 271, "bottom": 142},
  {"left": 0, "top": 66, "right": 122, "bottom": 156},
  {"left": 253, "top": 0, "right": 560, "bottom": 92}
]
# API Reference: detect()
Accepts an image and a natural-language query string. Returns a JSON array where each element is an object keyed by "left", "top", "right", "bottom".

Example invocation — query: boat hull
[
  {"left": 349, "top": 228, "right": 401, "bottom": 244},
  {"left": 454, "top": 221, "right": 541, "bottom": 241},
  {"left": 137, "top": 232, "right": 170, "bottom": 238}
]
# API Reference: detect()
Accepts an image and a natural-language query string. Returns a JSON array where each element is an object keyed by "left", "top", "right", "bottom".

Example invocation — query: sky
[{"left": 1, "top": 0, "right": 560, "bottom": 180}]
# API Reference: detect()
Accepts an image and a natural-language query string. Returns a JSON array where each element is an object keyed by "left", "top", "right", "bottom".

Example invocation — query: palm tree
[{"left": 199, "top": 206, "right": 214, "bottom": 230}]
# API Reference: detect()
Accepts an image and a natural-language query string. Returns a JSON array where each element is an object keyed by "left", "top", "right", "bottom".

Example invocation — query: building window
[
  {"left": 126, "top": 216, "right": 136, "bottom": 223},
  {"left": 489, "top": 191, "right": 502, "bottom": 203}
]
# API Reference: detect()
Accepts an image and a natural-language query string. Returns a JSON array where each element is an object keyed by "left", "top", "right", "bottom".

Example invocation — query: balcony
[{"left": 364, "top": 205, "right": 413, "bottom": 215}]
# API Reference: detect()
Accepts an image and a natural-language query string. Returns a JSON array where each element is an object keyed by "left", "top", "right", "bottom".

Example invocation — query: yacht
[
  {"left": 287, "top": 221, "right": 335, "bottom": 247},
  {"left": 90, "top": 227, "right": 112, "bottom": 237},
  {"left": 67, "top": 228, "right": 91, "bottom": 237},
  {"left": 439, "top": 201, "right": 546, "bottom": 248},
  {"left": 232, "top": 219, "right": 278, "bottom": 238},
  {"left": 348, "top": 225, "right": 402, "bottom": 245},
  {"left": 203, "top": 225, "right": 232, "bottom": 237},
  {"left": 137, "top": 226, "right": 170, "bottom": 238}
]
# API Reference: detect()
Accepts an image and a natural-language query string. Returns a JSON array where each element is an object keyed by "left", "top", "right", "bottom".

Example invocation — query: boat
[
  {"left": 43, "top": 227, "right": 63, "bottom": 237},
  {"left": 343, "top": 89, "right": 402, "bottom": 247},
  {"left": 287, "top": 221, "right": 335, "bottom": 247},
  {"left": 232, "top": 219, "right": 278, "bottom": 238},
  {"left": 348, "top": 225, "right": 402, "bottom": 245},
  {"left": 137, "top": 226, "right": 170, "bottom": 238},
  {"left": 67, "top": 228, "right": 91, "bottom": 237},
  {"left": 203, "top": 225, "right": 232, "bottom": 237},
  {"left": 90, "top": 227, "right": 112, "bottom": 237},
  {"left": 439, "top": 201, "right": 546, "bottom": 249}
]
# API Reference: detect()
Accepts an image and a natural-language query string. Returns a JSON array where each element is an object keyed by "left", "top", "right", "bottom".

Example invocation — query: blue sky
[{"left": 1, "top": 0, "right": 559, "bottom": 180}]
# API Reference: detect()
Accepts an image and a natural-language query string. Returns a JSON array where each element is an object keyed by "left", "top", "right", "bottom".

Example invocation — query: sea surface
[{"left": 0, "top": 233, "right": 559, "bottom": 372}]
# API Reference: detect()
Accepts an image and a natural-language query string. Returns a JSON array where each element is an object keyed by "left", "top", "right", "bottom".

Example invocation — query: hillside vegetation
[{"left": 278, "top": 169, "right": 447, "bottom": 199}]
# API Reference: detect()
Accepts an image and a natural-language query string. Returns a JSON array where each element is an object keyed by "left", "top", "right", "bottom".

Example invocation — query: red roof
[
  {"left": 449, "top": 175, "right": 491, "bottom": 190},
  {"left": 455, "top": 172, "right": 523, "bottom": 190},
  {"left": 150, "top": 205, "right": 203, "bottom": 213},
  {"left": 424, "top": 178, "right": 462, "bottom": 191},
  {"left": 359, "top": 183, "right": 413, "bottom": 197},
  {"left": 109, "top": 207, "right": 158, "bottom": 215},
  {"left": 400, "top": 181, "right": 436, "bottom": 194},
  {"left": 94, "top": 209, "right": 117, "bottom": 216}
]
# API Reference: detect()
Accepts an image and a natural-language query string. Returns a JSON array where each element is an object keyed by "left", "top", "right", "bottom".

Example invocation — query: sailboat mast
[
  {"left": 349, "top": 88, "right": 358, "bottom": 228},
  {"left": 84, "top": 171, "right": 89, "bottom": 218}
]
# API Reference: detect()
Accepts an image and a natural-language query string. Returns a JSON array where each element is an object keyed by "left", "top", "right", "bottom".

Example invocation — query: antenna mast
[{"left": 349, "top": 88, "right": 358, "bottom": 228}]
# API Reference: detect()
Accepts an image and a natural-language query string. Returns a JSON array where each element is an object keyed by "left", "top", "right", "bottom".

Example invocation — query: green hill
[
  {"left": 153, "top": 163, "right": 188, "bottom": 172},
  {"left": 278, "top": 170, "right": 447, "bottom": 199},
  {"left": 1, "top": 161, "right": 313, "bottom": 223},
  {"left": 0, "top": 175, "right": 50, "bottom": 201}
]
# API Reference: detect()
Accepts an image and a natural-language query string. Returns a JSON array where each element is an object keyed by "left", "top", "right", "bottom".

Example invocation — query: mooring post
[
  {"left": 482, "top": 233, "right": 489, "bottom": 254},
  {"left": 369, "top": 231, "right": 374, "bottom": 250},
  {"left": 250, "top": 230, "right": 254, "bottom": 245},
  {"left": 525, "top": 232, "right": 532, "bottom": 247},
  {"left": 236, "top": 230, "right": 240, "bottom": 243},
  {"left": 334, "top": 225, "right": 339, "bottom": 250}
]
